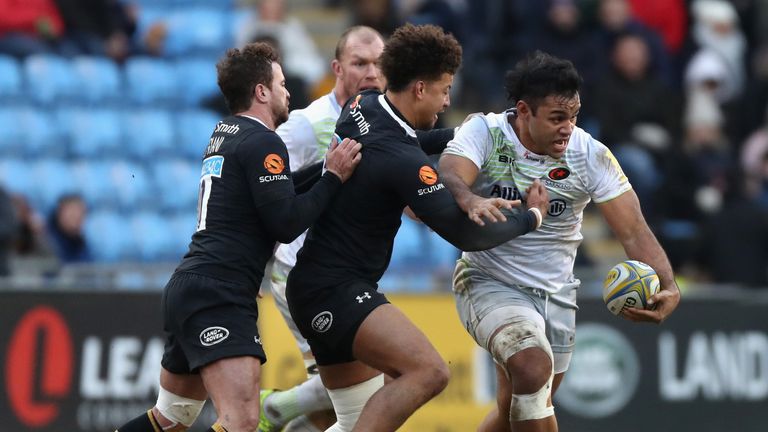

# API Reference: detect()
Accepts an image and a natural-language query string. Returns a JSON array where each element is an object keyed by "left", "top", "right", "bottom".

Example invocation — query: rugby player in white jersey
[{"left": 438, "top": 51, "right": 681, "bottom": 432}]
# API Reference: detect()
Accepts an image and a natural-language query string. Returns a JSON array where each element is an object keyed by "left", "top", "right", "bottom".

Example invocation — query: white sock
[{"left": 266, "top": 375, "right": 333, "bottom": 424}]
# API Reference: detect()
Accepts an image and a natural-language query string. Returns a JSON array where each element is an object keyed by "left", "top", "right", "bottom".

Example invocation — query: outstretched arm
[
  {"left": 255, "top": 138, "right": 361, "bottom": 243},
  {"left": 599, "top": 190, "right": 681, "bottom": 323}
]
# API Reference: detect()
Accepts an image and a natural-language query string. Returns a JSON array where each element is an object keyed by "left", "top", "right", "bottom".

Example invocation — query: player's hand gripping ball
[{"left": 602, "top": 260, "right": 659, "bottom": 316}]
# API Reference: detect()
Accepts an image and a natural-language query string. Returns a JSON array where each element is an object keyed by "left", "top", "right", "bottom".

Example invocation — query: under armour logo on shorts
[{"left": 356, "top": 292, "right": 371, "bottom": 303}]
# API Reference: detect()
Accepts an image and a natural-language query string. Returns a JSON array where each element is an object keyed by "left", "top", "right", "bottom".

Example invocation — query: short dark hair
[
  {"left": 504, "top": 51, "right": 582, "bottom": 114},
  {"left": 335, "top": 26, "right": 383, "bottom": 60},
  {"left": 217, "top": 42, "right": 280, "bottom": 114},
  {"left": 379, "top": 23, "right": 462, "bottom": 92}
]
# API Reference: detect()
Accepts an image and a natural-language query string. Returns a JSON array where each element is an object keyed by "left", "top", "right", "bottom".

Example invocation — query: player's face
[
  {"left": 520, "top": 93, "right": 580, "bottom": 159},
  {"left": 417, "top": 73, "right": 453, "bottom": 129},
  {"left": 269, "top": 62, "right": 290, "bottom": 127},
  {"left": 336, "top": 35, "right": 385, "bottom": 100}
]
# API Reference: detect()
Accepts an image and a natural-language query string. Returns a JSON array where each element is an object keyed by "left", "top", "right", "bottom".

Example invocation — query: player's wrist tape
[{"left": 528, "top": 208, "right": 543, "bottom": 230}]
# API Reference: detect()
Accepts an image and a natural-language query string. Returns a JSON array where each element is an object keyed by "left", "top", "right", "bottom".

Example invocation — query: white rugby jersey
[
  {"left": 443, "top": 112, "right": 632, "bottom": 299},
  {"left": 274, "top": 92, "right": 342, "bottom": 268}
]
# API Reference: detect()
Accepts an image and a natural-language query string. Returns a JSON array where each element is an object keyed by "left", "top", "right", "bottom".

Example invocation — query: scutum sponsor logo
[
  {"left": 199, "top": 327, "right": 229, "bottom": 346},
  {"left": 418, "top": 183, "right": 445, "bottom": 196},
  {"left": 259, "top": 174, "right": 289, "bottom": 183}
]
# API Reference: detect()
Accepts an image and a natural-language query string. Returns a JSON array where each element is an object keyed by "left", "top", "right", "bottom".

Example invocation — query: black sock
[
  {"left": 115, "top": 409, "right": 162, "bottom": 432},
  {"left": 206, "top": 423, "right": 228, "bottom": 432}
]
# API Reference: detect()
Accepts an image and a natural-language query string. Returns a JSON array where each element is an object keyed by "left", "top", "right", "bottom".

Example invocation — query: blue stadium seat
[
  {"left": 131, "top": 211, "right": 175, "bottom": 261},
  {"left": 70, "top": 159, "right": 114, "bottom": 208},
  {"left": 31, "top": 159, "right": 78, "bottom": 212},
  {"left": 176, "top": 109, "right": 219, "bottom": 159},
  {"left": 23, "top": 54, "right": 77, "bottom": 105},
  {"left": 71, "top": 56, "right": 123, "bottom": 105},
  {"left": 0, "top": 107, "right": 22, "bottom": 156},
  {"left": 58, "top": 108, "right": 123, "bottom": 158},
  {"left": 17, "top": 107, "right": 64, "bottom": 158},
  {"left": 124, "top": 57, "right": 178, "bottom": 107},
  {"left": 0, "top": 55, "right": 23, "bottom": 101},
  {"left": 426, "top": 232, "right": 459, "bottom": 270},
  {"left": 389, "top": 217, "right": 428, "bottom": 271},
  {"left": 164, "top": 9, "right": 229, "bottom": 57},
  {"left": 123, "top": 109, "right": 176, "bottom": 160},
  {"left": 168, "top": 211, "right": 197, "bottom": 257},
  {"left": 85, "top": 210, "right": 135, "bottom": 262},
  {"left": 0, "top": 158, "right": 32, "bottom": 197},
  {"left": 104, "top": 160, "right": 152, "bottom": 210},
  {"left": 151, "top": 158, "right": 199, "bottom": 211},
  {"left": 174, "top": 58, "right": 218, "bottom": 106}
]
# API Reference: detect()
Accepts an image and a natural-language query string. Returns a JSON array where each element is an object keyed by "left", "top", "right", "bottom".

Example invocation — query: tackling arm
[{"left": 599, "top": 190, "right": 681, "bottom": 323}]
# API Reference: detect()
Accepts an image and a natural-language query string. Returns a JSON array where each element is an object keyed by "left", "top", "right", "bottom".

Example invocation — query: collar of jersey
[
  {"left": 378, "top": 94, "right": 417, "bottom": 138},
  {"left": 238, "top": 114, "right": 270, "bottom": 130}
]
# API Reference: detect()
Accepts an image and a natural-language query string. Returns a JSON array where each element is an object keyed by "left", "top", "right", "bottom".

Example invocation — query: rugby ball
[{"left": 602, "top": 260, "right": 659, "bottom": 316}]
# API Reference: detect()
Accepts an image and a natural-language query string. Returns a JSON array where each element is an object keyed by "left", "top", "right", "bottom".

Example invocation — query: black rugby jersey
[
  {"left": 290, "top": 91, "right": 536, "bottom": 288},
  {"left": 175, "top": 115, "right": 341, "bottom": 290}
]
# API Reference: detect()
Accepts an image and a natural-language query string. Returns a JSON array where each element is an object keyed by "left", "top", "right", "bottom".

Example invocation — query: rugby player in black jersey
[
  {"left": 116, "top": 43, "right": 361, "bottom": 432},
  {"left": 285, "top": 24, "right": 550, "bottom": 432}
]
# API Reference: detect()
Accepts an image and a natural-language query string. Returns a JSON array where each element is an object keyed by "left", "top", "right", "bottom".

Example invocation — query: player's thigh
[
  {"left": 352, "top": 303, "right": 444, "bottom": 378},
  {"left": 199, "top": 356, "right": 262, "bottom": 412}
]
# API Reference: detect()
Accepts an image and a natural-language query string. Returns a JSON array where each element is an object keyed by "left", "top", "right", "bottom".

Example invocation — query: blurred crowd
[{"left": 0, "top": 0, "right": 766, "bottom": 287}]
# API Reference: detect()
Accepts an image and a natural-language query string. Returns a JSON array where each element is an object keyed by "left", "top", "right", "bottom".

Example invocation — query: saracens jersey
[
  {"left": 289, "top": 90, "right": 460, "bottom": 287},
  {"left": 443, "top": 112, "right": 632, "bottom": 303},
  {"left": 175, "top": 115, "right": 338, "bottom": 292}
]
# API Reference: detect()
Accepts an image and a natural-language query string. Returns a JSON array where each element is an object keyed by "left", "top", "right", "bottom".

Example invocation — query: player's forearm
[
  {"left": 259, "top": 172, "right": 341, "bottom": 243},
  {"left": 421, "top": 204, "right": 537, "bottom": 251},
  {"left": 439, "top": 171, "right": 476, "bottom": 213},
  {"left": 621, "top": 226, "right": 677, "bottom": 290}
]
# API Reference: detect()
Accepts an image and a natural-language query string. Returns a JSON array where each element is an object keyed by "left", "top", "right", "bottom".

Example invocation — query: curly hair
[
  {"left": 504, "top": 51, "right": 582, "bottom": 114},
  {"left": 379, "top": 23, "right": 462, "bottom": 92},
  {"left": 217, "top": 42, "right": 280, "bottom": 114}
]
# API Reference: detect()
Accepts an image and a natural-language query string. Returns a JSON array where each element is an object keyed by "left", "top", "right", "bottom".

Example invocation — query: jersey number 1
[{"left": 197, "top": 156, "right": 224, "bottom": 231}]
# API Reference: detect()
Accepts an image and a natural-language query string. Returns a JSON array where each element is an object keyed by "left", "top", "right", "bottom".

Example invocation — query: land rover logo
[
  {"left": 312, "top": 311, "right": 333, "bottom": 333},
  {"left": 555, "top": 323, "right": 640, "bottom": 418},
  {"left": 199, "top": 326, "right": 229, "bottom": 346}
]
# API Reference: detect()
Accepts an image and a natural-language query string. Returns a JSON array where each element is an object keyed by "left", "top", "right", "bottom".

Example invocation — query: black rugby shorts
[
  {"left": 161, "top": 272, "right": 266, "bottom": 373},
  {"left": 287, "top": 278, "right": 389, "bottom": 366}
]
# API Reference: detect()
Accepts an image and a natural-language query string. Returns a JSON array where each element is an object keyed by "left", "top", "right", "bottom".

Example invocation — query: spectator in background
[
  {"left": 594, "top": 32, "right": 678, "bottom": 219},
  {"left": 0, "top": 0, "right": 65, "bottom": 58},
  {"left": 349, "top": 0, "right": 401, "bottom": 37},
  {"left": 697, "top": 169, "right": 768, "bottom": 287},
  {"left": 11, "top": 194, "right": 50, "bottom": 258},
  {"left": 593, "top": 0, "right": 674, "bottom": 86},
  {"left": 628, "top": 0, "right": 687, "bottom": 55},
  {"left": 54, "top": 0, "right": 137, "bottom": 62},
  {"left": 687, "top": 0, "right": 746, "bottom": 101},
  {"left": 47, "top": 194, "right": 90, "bottom": 263},
  {"left": 0, "top": 185, "right": 17, "bottom": 276},
  {"left": 741, "top": 105, "right": 768, "bottom": 209},
  {"left": 235, "top": 0, "right": 325, "bottom": 90}
]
